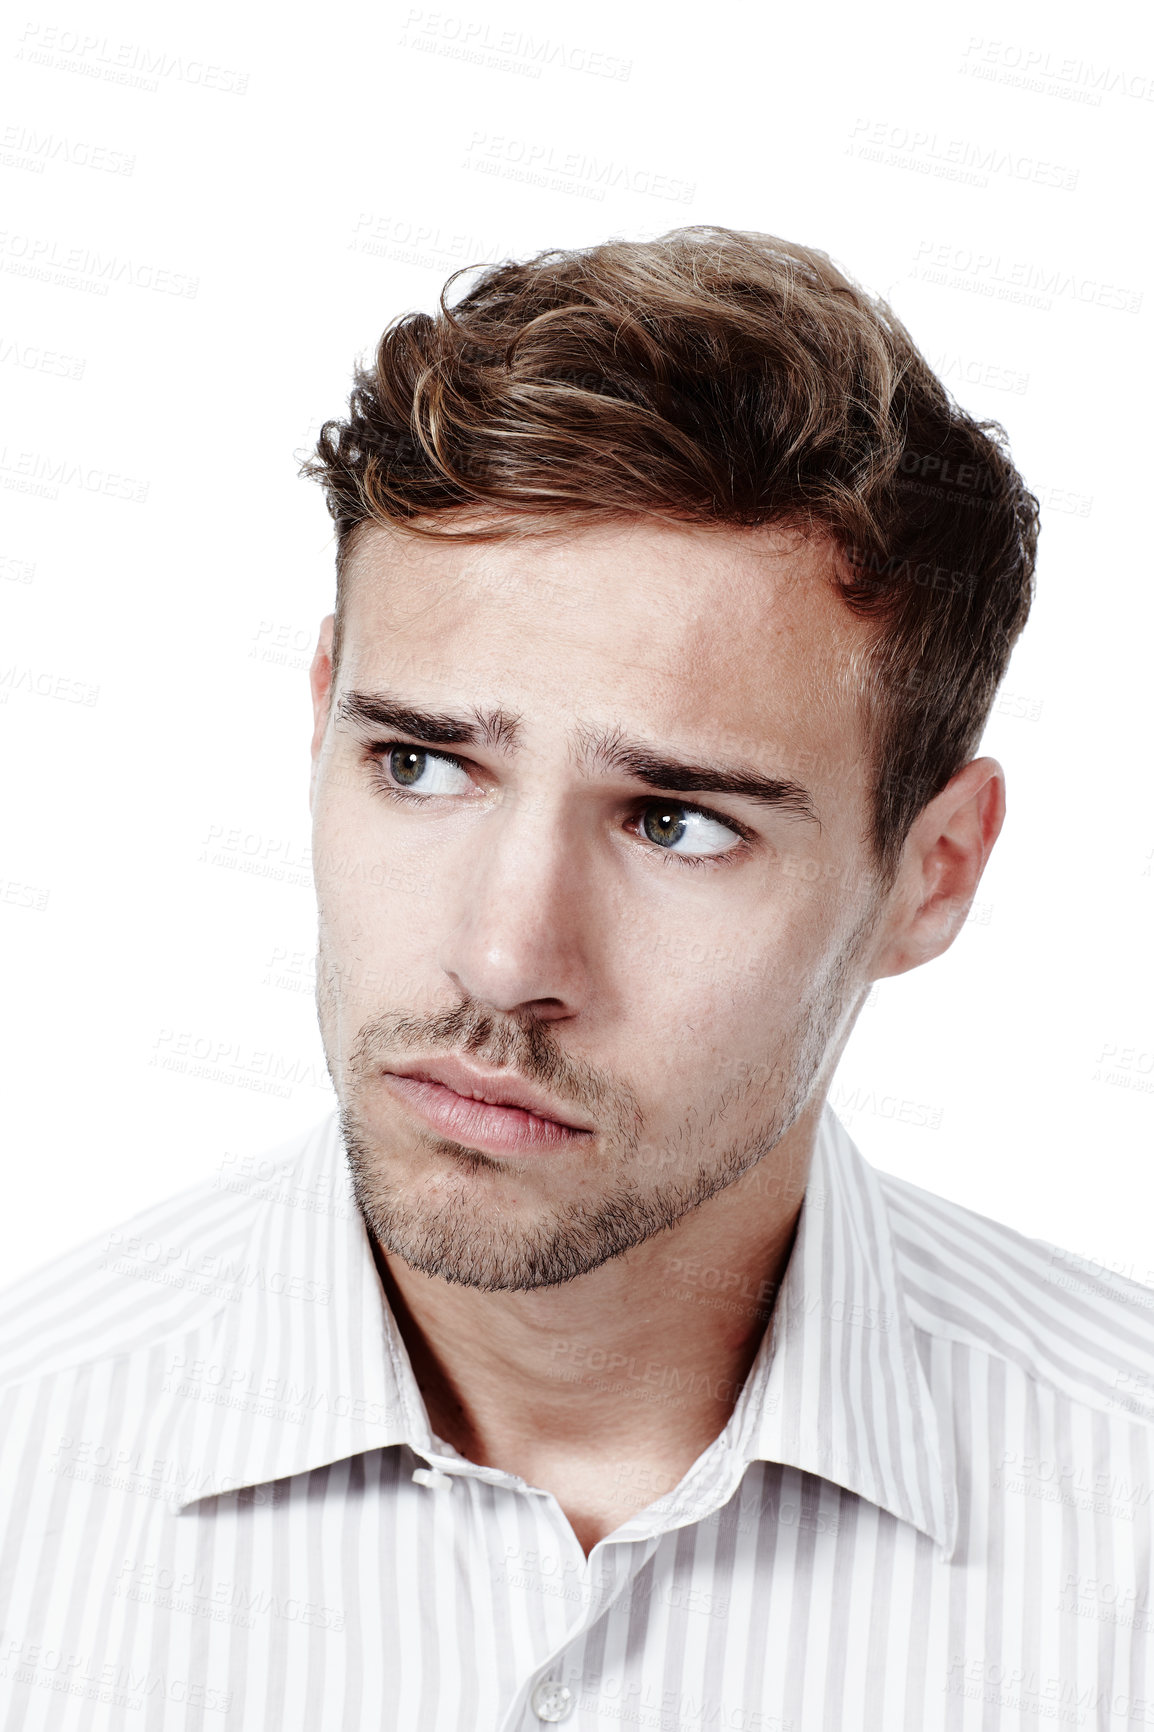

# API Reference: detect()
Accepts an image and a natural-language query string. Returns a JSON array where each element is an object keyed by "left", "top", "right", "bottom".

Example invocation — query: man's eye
[
  {"left": 639, "top": 802, "right": 741, "bottom": 858},
  {"left": 380, "top": 746, "right": 471, "bottom": 796}
]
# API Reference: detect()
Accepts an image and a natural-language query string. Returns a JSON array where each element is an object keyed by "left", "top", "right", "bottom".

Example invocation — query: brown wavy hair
[{"left": 301, "top": 225, "right": 1038, "bottom": 884}]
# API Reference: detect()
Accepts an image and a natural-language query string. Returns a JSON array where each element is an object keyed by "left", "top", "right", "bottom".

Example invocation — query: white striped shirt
[{"left": 2, "top": 1105, "right": 1153, "bottom": 1730}]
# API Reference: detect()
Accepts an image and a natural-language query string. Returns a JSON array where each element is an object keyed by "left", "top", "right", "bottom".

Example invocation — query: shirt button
[{"left": 530, "top": 1679, "right": 574, "bottom": 1722}]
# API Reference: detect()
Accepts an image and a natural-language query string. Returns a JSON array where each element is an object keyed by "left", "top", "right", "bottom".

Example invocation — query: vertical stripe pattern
[{"left": 2, "top": 1106, "right": 1153, "bottom": 1729}]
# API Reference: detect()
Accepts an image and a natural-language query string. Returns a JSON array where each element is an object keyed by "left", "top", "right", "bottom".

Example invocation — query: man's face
[{"left": 310, "top": 516, "right": 887, "bottom": 1291}]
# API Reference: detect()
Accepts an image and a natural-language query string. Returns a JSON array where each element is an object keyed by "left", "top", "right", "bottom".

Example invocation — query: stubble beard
[{"left": 320, "top": 919, "right": 873, "bottom": 1293}]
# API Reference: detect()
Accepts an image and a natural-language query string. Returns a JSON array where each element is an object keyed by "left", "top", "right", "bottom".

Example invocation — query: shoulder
[
  {"left": 878, "top": 1165, "right": 1154, "bottom": 1425},
  {"left": 0, "top": 1116, "right": 335, "bottom": 1392}
]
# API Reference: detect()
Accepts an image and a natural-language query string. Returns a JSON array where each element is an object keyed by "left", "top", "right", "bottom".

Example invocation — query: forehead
[{"left": 338, "top": 516, "right": 872, "bottom": 795}]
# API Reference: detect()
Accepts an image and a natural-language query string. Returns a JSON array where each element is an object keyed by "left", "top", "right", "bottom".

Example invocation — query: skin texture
[{"left": 308, "top": 514, "right": 1005, "bottom": 1554}]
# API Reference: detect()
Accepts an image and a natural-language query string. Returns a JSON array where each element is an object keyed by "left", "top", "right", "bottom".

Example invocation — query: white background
[{"left": 2, "top": 0, "right": 1151, "bottom": 1288}]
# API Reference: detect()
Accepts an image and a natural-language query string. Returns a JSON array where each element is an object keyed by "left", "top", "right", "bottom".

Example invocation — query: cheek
[
  {"left": 312, "top": 803, "right": 430, "bottom": 1009},
  {"left": 622, "top": 897, "right": 842, "bottom": 1095},
  {"left": 313, "top": 767, "right": 462, "bottom": 923},
  {"left": 636, "top": 890, "right": 820, "bottom": 1014},
  {"left": 622, "top": 933, "right": 782, "bottom": 1080}
]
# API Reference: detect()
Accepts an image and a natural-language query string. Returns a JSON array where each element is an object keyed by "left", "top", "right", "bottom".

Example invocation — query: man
[{"left": 2, "top": 226, "right": 1151, "bottom": 1730}]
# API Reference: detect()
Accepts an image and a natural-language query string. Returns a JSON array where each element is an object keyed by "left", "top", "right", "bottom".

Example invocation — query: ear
[
  {"left": 871, "top": 756, "right": 1006, "bottom": 979},
  {"left": 308, "top": 615, "right": 335, "bottom": 811}
]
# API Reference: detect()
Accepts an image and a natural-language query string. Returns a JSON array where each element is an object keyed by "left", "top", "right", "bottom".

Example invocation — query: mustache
[{"left": 346, "top": 995, "right": 629, "bottom": 1124}]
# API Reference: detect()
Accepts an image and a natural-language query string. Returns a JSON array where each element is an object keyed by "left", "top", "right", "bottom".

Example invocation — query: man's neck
[{"left": 373, "top": 1105, "right": 819, "bottom": 1556}]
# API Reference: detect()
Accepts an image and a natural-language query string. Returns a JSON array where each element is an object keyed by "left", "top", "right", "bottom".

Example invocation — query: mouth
[{"left": 380, "top": 1056, "right": 595, "bottom": 1157}]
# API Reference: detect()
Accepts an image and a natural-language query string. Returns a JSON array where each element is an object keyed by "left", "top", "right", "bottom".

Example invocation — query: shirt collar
[
  {"left": 169, "top": 1113, "right": 431, "bottom": 1509},
  {"left": 172, "top": 1106, "right": 957, "bottom": 1558},
  {"left": 725, "top": 1105, "right": 958, "bottom": 1559}
]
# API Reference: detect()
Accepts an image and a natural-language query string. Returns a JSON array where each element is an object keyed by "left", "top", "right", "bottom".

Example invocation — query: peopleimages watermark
[
  {"left": 0, "top": 231, "right": 197, "bottom": 298},
  {"left": 0, "top": 663, "right": 99, "bottom": 704},
  {"left": 943, "top": 1655, "right": 1088, "bottom": 1725},
  {"left": 1059, "top": 1573, "right": 1154, "bottom": 1634},
  {"left": 112, "top": 1559, "right": 347, "bottom": 1633},
  {"left": 0, "top": 122, "right": 135, "bottom": 176},
  {"left": 0, "top": 876, "right": 50, "bottom": 911},
  {"left": 830, "top": 1082, "right": 943, "bottom": 1131},
  {"left": 249, "top": 618, "right": 315, "bottom": 672},
  {"left": 1091, "top": 1040, "right": 1154, "bottom": 1097},
  {"left": 959, "top": 36, "right": 1154, "bottom": 105},
  {"left": 0, "top": 447, "right": 148, "bottom": 504},
  {"left": 149, "top": 1027, "right": 331, "bottom": 1100},
  {"left": 15, "top": 22, "right": 249, "bottom": 96},
  {"left": 929, "top": 352, "right": 1029, "bottom": 396},
  {"left": 911, "top": 240, "right": 1141, "bottom": 314},
  {"left": 0, "top": 553, "right": 35, "bottom": 583},
  {"left": 348, "top": 212, "right": 515, "bottom": 275},
  {"left": 98, "top": 1225, "right": 333, "bottom": 1306},
  {"left": 848, "top": 118, "right": 1078, "bottom": 191},
  {"left": 0, "top": 1629, "right": 232, "bottom": 1715},
  {"left": 0, "top": 335, "right": 85, "bottom": 380},
  {"left": 397, "top": 10, "right": 631, "bottom": 81},
  {"left": 463, "top": 131, "right": 694, "bottom": 204}
]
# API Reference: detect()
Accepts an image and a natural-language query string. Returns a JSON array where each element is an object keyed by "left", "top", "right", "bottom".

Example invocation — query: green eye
[
  {"left": 389, "top": 747, "right": 427, "bottom": 786},
  {"left": 642, "top": 806, "right": 688, "bottom": 848},
  {"left": 378, "top": 745, "right": 472, "bottom": 797},
  {"left": 638, "top": 800, "right": 741, "bottom": 859}
]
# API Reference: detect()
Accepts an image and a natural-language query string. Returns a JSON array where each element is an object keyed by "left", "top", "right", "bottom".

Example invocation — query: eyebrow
[
  {"left": 337, "top": 690, "right": 521, "bottom": 751},
  {"left": 337, "top": 689, "right": 820, "bottom": 824},
  {"left": 577, "top": 731, "right": 820, "bottom": 824}
]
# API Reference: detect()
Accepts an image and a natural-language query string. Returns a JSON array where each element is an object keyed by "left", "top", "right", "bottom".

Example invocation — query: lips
[
  {"left": 384, "top": 1055, "right": 593, "bottom": 1131},
  {"left": 380, "top": 1055, "right": 595, "bottom": 1155}
]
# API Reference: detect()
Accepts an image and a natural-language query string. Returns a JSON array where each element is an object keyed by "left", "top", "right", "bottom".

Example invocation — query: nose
[{"left": 438, "top": 795, "right": 591, "bottom": 1021}]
